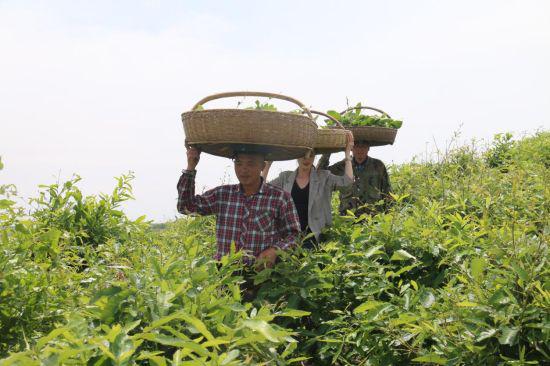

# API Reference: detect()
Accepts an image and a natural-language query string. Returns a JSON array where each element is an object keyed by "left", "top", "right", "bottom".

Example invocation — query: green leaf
[
  {"left": 36, "top": 327, "right": 70, "bottom": 350},
  {"left": 182, "top": 314, "right": 215, "bottom": 342},
  {"left": 364, "top": 245, "right": 384, "bottom": 258},
  {"left": 420, "top": 291, "right": 436, "bottom": 308},
  {"left": 366, "top": 303, "right": 393, "bottom": 321},
  {"left": 287, "top": 357, "right": 311, "bottom": 364},
  {"left": 456, "top": 301, "right": 479, "bottom": 307},
  {"left": 136, "top": 333, "right": 209, "bottom": 357},
  {"left": 0, "top": 199, "right": 15, "bottom": 209},
  {"left": 242, "top": 319, "right": 281, "bottom": 343},
  {"left": 488, "top": 289, "right": 512, "bottom": 306},
  {"left": 136, "top": 352, "right": 168, "bottom": 366},
  {"left": 275, "top": 309, "right": 311, "bottom": 318},
  {"left": 89, "top": 286, "right": 123, "bottom": 304},
  {"left": 143, "top": 311, "right": 214, "bottom": 343},
  {"left": 0, "top": 353, "right": 40, "bottom": 365},
  {"left": 389, "top": 313, "right": 419, "bottom": 326},
  {"left": 220, "top": 350, "right": 240, "bottom": 365},
  {"left": 498, "top": 326, "right": 520, "bottom": 345},
  {"left": 202, "top": 338, "right": 230, "bottom": 348},
  {"left": 390, "top": 249, "right": 416, "bottom": 261},
  {"left": 354, "top": 300, "right": 384, "bottom": 314},
  {"left": 41, "top": 228, "right": 62, "bottom": 253},
  {"left": 412, "top": 354, "right": 447, "bottom": 365},
  {"left": 326, "top": 110, "right": 342, "bottom": 121},
  {"left": 476, "top": 328, "right": 497, "bottom": 342},
  {"left": 471, "top": 257, "right": 486, "bottom": 282},
  {"left": 511, "top": 262, "right": 529, "bottom": 282}
]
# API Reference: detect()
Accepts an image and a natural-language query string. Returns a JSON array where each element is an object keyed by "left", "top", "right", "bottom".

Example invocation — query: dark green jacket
[{"left": 318, "top": 155, "right": 391, "bottom": 215}]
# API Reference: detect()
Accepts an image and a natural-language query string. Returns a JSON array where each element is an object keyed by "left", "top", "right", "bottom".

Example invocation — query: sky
[{"left": 1, "top": 0, "right": 549, "bottom": 222}]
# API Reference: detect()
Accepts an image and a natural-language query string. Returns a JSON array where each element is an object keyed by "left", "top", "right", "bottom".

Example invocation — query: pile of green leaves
[
  {"left": 325, "top": 103, "right": 403, "bottom": 129},
  {"left": 1, "top": 131, "right": 548, "bottom": 365}
]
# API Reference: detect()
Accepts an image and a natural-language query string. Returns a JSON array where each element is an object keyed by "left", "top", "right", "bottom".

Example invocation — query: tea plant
[{"left": 0, "top": 132, "right": 548, "bottom": 365}]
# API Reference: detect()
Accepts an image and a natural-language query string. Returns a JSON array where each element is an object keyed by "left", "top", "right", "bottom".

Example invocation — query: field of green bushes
[{"left": 1, "top": 132, "right": 548, "bottom": 365}]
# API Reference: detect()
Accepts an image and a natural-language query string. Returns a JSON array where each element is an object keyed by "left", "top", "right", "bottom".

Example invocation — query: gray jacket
[{"left": 269, "top": 168, "right": 352, "bottom": 239}]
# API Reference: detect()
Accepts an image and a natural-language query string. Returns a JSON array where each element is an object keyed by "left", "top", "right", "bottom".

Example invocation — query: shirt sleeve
[
  {"left": 273, "top": 192, "right": 301, "bottom": 251},
  {"left": 317, "top": 154, "right": 331, "bottom": 170},
  {"left": 176, "top": 170, "right": 218, "bottom": 216},
  {"left": 268, "top": 171, "right": 284, "bottom": 188},
  {"left": 320, "top": 157, "right": 345, "bottom": 176},
  {"left": 326, "top": 170, "right": 353, "bottom": 191}
]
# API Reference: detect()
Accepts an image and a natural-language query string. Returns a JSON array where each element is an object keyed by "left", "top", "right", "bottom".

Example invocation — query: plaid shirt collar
[{"left": 235, "top": 177, "right": 267, "bottom": 196}]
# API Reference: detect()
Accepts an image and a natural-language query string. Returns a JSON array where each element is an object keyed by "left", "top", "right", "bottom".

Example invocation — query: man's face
[
  {"left": 234, "top": 153, "right": 265, "bottom": 186},
  {"left": 352, "top": 143, "right": 370, "bottom": 164}
]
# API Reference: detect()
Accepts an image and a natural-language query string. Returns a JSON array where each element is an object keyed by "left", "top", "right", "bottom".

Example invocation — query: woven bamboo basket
[
  {"left": 182, "top": 92, "right": 317, "bottom": 160},
  {"left": 340, "top": 106, "right": 398, "bottom": 146},
  {"left": 310, "top": 110, "right": 348, "bottom": 154}
]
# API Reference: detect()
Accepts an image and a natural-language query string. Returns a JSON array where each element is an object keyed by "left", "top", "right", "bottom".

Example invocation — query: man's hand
[
  {"left": 186, "top": 146, "right": 201, "bottom": 170},
  {"left": 256, "top": 247, "right": 277, "bottom": 270}
]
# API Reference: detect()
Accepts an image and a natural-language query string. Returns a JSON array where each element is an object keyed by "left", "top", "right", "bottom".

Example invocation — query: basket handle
[
  {"left": 340, "top": 106, "right": 391, "bottom": 119},
  {"left": 309, "top": 110, "right": 345, "bottom": 129},
  {"left": 192, "top": 91, "right": 313, "bottom": 119}
]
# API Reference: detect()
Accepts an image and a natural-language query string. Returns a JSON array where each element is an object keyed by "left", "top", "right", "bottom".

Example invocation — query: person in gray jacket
[{"left": 262, "top": 132, "right": 354, "bottom": 248}]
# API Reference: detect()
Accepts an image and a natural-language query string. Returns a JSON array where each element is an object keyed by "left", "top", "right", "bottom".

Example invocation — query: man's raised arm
[{"left": 176, "top": 147, "right": 218, "bottom": 216}]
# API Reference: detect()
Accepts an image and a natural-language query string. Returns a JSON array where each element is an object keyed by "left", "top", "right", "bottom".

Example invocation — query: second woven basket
[{"left": 339, "top": 106, "right": 398, "bottom": 146}]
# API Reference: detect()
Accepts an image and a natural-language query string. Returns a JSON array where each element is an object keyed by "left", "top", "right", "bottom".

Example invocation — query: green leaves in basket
[
  {"left": 245, "top": 100, "right": 278, "bottom": 111},
  {"left": 325, "top": 103, "right": 403, "bottom": 129},
  {"left": 320, "top": 111, "right": 342, "bottom": 129}
]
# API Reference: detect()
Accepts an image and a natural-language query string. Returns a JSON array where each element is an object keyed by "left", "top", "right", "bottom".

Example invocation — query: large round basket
[
  {"left": 182, "top": 92, "right": 317, "bottom": 161},
  {"left": 310, "top": 110, "right": 348, "bottom": 154},
  {"left": 340, "top": 106, "right": 398, "bottom": 146}
]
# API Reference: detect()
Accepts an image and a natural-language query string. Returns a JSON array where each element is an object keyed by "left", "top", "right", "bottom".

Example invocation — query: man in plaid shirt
[{"left": 177, "top": 147, "right": 301, "bottom": 267}]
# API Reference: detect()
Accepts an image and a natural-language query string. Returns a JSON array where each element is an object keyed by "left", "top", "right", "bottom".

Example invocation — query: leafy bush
[{"left": 1, "top": 132, "right": 548, "bottom": 365}]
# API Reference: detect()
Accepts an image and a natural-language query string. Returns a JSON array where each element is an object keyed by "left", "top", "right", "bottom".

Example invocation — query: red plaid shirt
[{"left": 177, "top": 170, "right": 300, "bottom": 260}]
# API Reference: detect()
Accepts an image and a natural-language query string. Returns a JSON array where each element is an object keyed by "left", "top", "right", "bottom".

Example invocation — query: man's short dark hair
[
  {"left": 232, "top": 151, "right": 266, "bottom": 161},
  {"left": 355, "top": 141, "right": 370, "bottom": 147}
]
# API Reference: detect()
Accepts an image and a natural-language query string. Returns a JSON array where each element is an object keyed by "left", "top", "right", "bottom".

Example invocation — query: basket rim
[
  {"left": 344, "top": 125, "right": 398, "bottom": 132},
  {"left": 182, "top": 108, "right": 317, "bottom": 122},
  {"left": 186, "top": 141, "right": 313, "bottom": 161},
  {"left": 186, "top": 141, "right": 314, "bottom": 150}
]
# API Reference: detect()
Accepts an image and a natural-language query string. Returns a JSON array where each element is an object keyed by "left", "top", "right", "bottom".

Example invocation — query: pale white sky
[{"left": 1, "top": 0, "right": 549, "bottom": 222}]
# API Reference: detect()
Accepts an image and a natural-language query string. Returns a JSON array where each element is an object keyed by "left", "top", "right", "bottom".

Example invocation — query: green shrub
[{"left": 1, "top": 132, "right": 548, "bottom": 365}]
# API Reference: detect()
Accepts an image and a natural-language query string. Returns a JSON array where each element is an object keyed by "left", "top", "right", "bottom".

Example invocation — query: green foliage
[
  {"left": 29, "top": 173, "right": 145, "bottom": 248},
  {"left": 325, "top": 103, "right": 403, "bottom": 129},
  {"left": 485, "top": 132, "right": 515, "bottom": 169},
  {"left": 0, "top": 175, "right": 304, "bottom": 363},
  {"left": 1, "top": 132, "right": 549, "bottom": 365},
  {"left": 245, "top": 100, "right": 278, "bottom": 112}
]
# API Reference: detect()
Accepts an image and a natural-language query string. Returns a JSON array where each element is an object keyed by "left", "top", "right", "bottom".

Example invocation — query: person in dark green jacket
[{"left": 317, "top": 141, "right": 391, "bottom": 216}]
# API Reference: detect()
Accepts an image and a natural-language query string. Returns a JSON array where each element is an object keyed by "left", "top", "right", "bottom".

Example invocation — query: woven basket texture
[
  {"left": 349, "top": 126, "right": 397, "bottom": 146},
  {"left": 182, "top": 109, "right": 317, "bottom": 160},
  {"left": 314, "top": 129, "right": 347, "bottom": 154}
]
